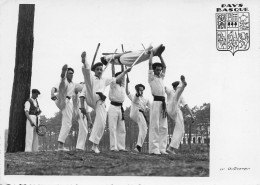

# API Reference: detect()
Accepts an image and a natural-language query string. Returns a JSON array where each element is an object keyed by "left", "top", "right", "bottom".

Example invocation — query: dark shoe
[
  {"left": 110, "top": 149, "right": 119, "bottom": 152},
  {"left": 166, "top": 148, "right": 176, "bottom": 155},
  {"left": 160, "top": 151, "right": 169, "bottom": 155},
  {"left": 119, "top": 149, "right": 128, "bottom": 152},
  {"left": 153, "top": 44, "right": 165, "bottom": 56},
  {"left": 100, "top": 57, "right": 108, "bottom": 66}
]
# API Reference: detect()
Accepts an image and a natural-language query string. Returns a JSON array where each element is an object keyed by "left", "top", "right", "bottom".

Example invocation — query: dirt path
[{"left": 5, "top": 151, "right": 209, "bottom": 176}]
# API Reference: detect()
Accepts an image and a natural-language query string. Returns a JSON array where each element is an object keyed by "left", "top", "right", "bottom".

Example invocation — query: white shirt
[
  {"left": 128, "top": 93, "right": 150, "bottom": 112},
  {"left": 53, "top": 78, "right": 76, "bottom": 97},
  {"left": 83, "top": 62, "right": 115, "bottom": 92},
  {"left": 148, "top": 70, "right": 165, "bottom": 96},
  {"left": 81, "top": 62, "right": 115, "bottom": 101},
  {"left": 65, "top": 79, "right": 75, "bottom": 97},
  {"left": 109, "top": 80, "right": 125, "bottom": 103},
  {"left": 24, "top": 98, "right": 37, "bottom": 112}
]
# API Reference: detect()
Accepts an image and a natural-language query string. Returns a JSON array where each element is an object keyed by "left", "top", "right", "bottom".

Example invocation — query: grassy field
[{"left": 5, "top": 144, "right": 209, "bottom": 176}]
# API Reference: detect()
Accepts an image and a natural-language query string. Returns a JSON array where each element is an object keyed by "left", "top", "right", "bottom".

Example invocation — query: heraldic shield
[{"left": 216, "top": 12, "right": 250, "bottom": 55}]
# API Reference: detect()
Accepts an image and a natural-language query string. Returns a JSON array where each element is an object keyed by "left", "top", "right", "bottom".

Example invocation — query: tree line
[{"left": 36, "top": 103, "right": 210, "bottom": 152}]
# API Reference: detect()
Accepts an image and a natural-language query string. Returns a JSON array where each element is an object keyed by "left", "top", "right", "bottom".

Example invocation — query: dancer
[
  {"left": 74, "top": 83, "right": 93, "bottom": 151},
  {"left": 51, "top": 65, "right": 77, "bottom": 151},
  {"left": 126, "top": 80, "right": 150, "bottom": 153},
  {"left": 166, "top": 76, "right": 194, "bottom": 154},
  {"left": 107, "top": 62, "right": 127, "bottom": 152},
  {"left": 80, "top": 51, "right": 131, "bottom": 153},
  {"left": 148, "top": 48, "right": 168, "bottom": 155}
]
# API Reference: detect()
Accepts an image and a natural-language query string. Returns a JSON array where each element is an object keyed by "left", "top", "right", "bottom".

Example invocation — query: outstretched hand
[
  {"left": 81, "top": 51, "right": 86, "bottom": 58},
  {"left": 51, "top": 96, "right": 57, "bottom": 101},
  {"left": 126, "top": 67, "right": 132, "bottom": 73}
]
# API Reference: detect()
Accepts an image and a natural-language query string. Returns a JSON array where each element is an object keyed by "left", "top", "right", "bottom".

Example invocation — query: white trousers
[
  {"left": 149, "top": 101, "right": 168, "bottom": 153},
  {"left": 108, "top": 104, "right": 126, "bottom": 150},
  {"left": 55, "top": 78, "right": 67, "bottom": 110},
  {"left": 76, "top": 111, "right": 88, "bottom": 150},
  {"left": 169, "top": 109, "right": 184, "bottom": 149},
  {"left": 89, "top": 101, "right": 107, "bottom": 145},
  {"left": 167, "top": 85, "right": 185, "bottom": 149},
  {"left": 25, "top": 115, "right": 39, "bottom": 152},
  {"left": 136, "top": 111, "right": 148, "bottom": 147},
  {"left": 58, "top": 99, "right": 73, "bottom": 143}
]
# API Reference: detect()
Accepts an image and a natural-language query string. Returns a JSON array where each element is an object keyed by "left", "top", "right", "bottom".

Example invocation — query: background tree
[{"left": 7, "top": 4, "right": 35, "bottom": 153}]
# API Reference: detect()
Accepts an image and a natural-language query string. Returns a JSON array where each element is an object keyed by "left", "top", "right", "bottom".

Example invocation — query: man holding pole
[
  {"left": 107, "top": 62, "right": 127, "bottom": 152},
  {"left": 148, "top": 47, "right": 168, "bottom": 155},
  {"left": 80, "top": 51, "right": 131, "bottom": 153}
]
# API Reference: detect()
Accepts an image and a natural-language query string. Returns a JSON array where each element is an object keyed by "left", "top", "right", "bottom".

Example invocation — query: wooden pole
[
  {"left": 91, "top": 43, "right": 100, "bottom": 69},
  {"left": 7, "top": 4, "right": 35, "bottom": 152},
  {"left": 121, "top": 44, "right": 130, "bottom": 82}
]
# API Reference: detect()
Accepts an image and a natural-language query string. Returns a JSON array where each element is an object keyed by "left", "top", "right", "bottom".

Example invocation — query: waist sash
[
  {"left": 153, "top": 95, "right": 167, "bottom": 118},
  {"left": 111, "top": 101, "right": 125, "bottom": 120}
]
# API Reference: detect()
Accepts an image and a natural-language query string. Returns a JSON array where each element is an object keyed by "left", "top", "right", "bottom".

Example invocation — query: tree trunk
[{"left": 7, "top": 4, "right": 35, "bottom": 152}]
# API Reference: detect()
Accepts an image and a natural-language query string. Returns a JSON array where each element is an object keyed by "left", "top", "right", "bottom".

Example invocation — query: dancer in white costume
[
  {"left": 51, "top": 65, "right": 78, "bottom": 151},
  {"left": 126, "top": 81, "right": 150, "bottom": 153},
  {"left": 108, "top": 63, "right": 127, "bottom": 152},
  {"left": 80, "top": 51, "right": 132, "bottom": 153},
  {"left": 100, "top": 44, "right": 165, "bottom": 67},
  {"left": 74, "top": 83, "right": 93, "bottom": 151},
  {"left": 148, "top": 48, "right": 168, "bottom": 155},
  {"left": 166, "top": 77, "right": 194, "bottom": 155},
  {"left": 24, "top": 89, "right": 41, "bottom": 152}
]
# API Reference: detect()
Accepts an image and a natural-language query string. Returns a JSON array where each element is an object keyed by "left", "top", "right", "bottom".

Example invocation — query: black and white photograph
[{"left": 0, "top": 0, "right": 259, "bottom": 184}]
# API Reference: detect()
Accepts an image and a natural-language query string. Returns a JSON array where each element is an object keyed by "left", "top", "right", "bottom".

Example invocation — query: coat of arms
[{"left": 216, "top": 8, "right": 250, "bottom": 55}]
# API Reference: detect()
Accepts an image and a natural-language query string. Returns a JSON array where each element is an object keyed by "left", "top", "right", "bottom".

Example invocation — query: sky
[
  {"left": 0, "top": 0, "right": 214, "bottom": 128},
  {"left": 1, "top": 0, "right": 260, "bottom": 184}
]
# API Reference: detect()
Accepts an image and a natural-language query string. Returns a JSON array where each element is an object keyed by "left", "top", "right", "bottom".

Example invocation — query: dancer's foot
[
  {"left": 61, "top": 64, "right": 68, "bottom": 78},
  {"left": 91, "top": 145, "right": 100, "bottom": 154},
  {"left": 166, "top": 147, "right": 176, "bottom": 155},
  {"left": 180, "top": 75, "right": 187, "bottom": 87},
  {"left": 153, "top": 44, "right": 165, "bottom": 56},
  {"left": 100, "top": 56, "right": 108, "bottom": 66}
]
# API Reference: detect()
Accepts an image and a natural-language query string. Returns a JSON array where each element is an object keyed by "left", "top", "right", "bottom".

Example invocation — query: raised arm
[
  {"left": 126, "top": 78, "right": 130, "bottom": 95},
  {"left": 159, "top": 55, "right": 166, "bottom": 74},
  {"left": 116, "top": 67, "right": 132, "bottom": 83}
]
